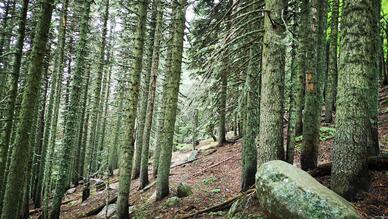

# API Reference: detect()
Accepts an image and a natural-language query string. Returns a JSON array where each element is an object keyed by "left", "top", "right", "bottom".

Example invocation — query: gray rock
[
  {"left": 177, "top": 183, "right": 193, "bottom": 198},
  {"left": 255, "top": 160, "right": 361, "bottom": 219},
  {"left": 66, "top": 188, "right": 76, "bottom": 194},
  {"left": 165, "top": 196, "right": 181, "bottom": 207},
  {"left": 96, "top": 204, "right": 116, "bottom": 219},
  {"left": 93, "top": 178, "right": 105, "bottom": 191}
]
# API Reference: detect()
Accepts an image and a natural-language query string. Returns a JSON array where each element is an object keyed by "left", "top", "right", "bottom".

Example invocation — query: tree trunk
[
  {"left": 0, "top": 0, "right": 28, "bottom": 212},
  {"left": 116, "top": 0, "right": 148, "bottom": 216},
  {"left": 301, "top": 0, "right": 327, "bottom": 170},
  {"left": 242, "top": 44, "right": 260, "bottom": 191},
  {"left": 155, "top": 0, "right": 186, "bottom": 201},
  {"left": 49, "top": 0, "right": 91, "bottom": 218},
  {"left": 139, "top": 0, "right": 164, "bottom": 189},
  {"left": 331, "top": 0, "right": 373, "bottom": 200},
  {"left": 257, "top": 0, "right": 287, "bottom": 165},
  {"left": 324, "top": 0, "right": 339, "bottom": 123},
  {"left": 0, "top": 0, "right": 55, "bottom": 217}
]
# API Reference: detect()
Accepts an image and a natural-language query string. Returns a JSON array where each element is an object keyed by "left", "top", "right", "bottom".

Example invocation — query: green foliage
[
  {"left": 319, "top": 127, "right": 335, "bottom": 141},
  {"left": 202, "top": 176, "right": 216, "bottom": 185},
  {"left": 295, "top": 127, "right": 335, "bottom": 143},
  {"left": 175, "top": 143, "right": 191, "bottom": 151},
  {"left": 293, "top": 127, "right": 335, "bottom": 152},
  {"left": 210, "top": 188, "right": 221, "bottom": 194}
]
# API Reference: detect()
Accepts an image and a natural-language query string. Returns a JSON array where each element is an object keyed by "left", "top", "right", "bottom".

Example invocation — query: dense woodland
[{"left": 0, "top": 0, "right": 387, "bottom": 218}]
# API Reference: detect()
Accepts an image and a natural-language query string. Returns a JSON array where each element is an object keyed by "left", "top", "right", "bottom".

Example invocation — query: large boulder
[
  {"left": 96, "top": 204, "right": 116, "bottom": 219},
  {"left": 255, "top": 160, "right": 361, "bottom": 219}
]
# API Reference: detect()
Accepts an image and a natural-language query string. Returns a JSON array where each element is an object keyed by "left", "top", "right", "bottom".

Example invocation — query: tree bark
[
  {"left": 257, "top": 0, "right": 287, "bottom": 165},
  {"left": 331, "top": 0, "right": 373, "bottom": 200},
  {"left": 0, "top": 0, "right": 55, "bottom": 217}
]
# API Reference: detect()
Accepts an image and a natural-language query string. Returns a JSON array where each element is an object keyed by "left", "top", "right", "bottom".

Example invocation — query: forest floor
[{"left": 30, "top": 87, "right": 388, "bottom": 219}]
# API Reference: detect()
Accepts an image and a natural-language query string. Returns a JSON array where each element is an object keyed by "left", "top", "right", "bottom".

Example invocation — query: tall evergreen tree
[
  {"left": 0, "top": 0, "right": 55, "bottom": 217},
  {"left": 324, "top": 0, "right": 339, "bottom": 123},
  {"left": 155, "top": 0, "right": 187, "bottom": 200},
  {"left": 49, "top": 0, "right": 92, "bottom": 218},
  {"left": 301, "top": 0, "right": 328, "bottom": 170},
  {"left": 116, "top": 0, "right": 149, "bottom": 216},
  {"left": 257, "top": 0, "right": 287, "bottom": 164},
  {"left": 0, "top": 0, "right": 28, "bottom": 211},
  {"left": 331, "top": 0, "right": 373, "bottom": 200},
  {"left": 132, "top": 0, "right": 158, "bottom": 179},
  {"left": 139, "top": 0, "right": 164, "bottom": 188}
]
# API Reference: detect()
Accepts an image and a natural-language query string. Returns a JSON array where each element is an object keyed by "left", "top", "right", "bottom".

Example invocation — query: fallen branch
[
  {"left": 170, "top": 158, "right": 197, "bottom": 168},
  {"left": 29, "top": 198, "right": 78, "bottom": 214},
  {"left": 179, "top": 188, "right": 255, "bottom": 219},
  {"left": 82, "top": 195, "right": 117, "bottom": 217},
  {"left": 193, "top": 154, "right": 238, "bottom": 176},
  {"left": 309, "top": 154, "right": 388, "bottom": 177},
  {"left": 141, "top": 181, "right": 156, "bottom": 192}
]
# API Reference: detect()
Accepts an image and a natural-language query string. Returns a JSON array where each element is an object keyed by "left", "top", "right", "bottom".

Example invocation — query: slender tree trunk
[
  {"left": 110, "top": 81, "right": 124, "bottom": 172},
  {"left": 0, "top": 0, "right": 55, "bottom": 217},
  {"left": 368, "top": 0, "right": 380, "bottom": 156},
  {"left": 324, "top": 0, "right": 339, "bottom": 123},
  {"left": 152, "top": 1, "right": 177, "bottom": 178},
  {"left": 139, "top": 0, "right": 164, "bottom": 189},
  {"left": 155, "top": 0, "right": 186, "bottom": 200},
  {"left": 0, "top": 0, "right": 28, "bottom": 211},
  {"left": 32, "top": 53, "right": 50, "bottom": 208},
  {"left": 331, "top": 0, "right": 373, "bottom": 200},
  {"left": 301, "top": 0, "right": 327, "bottom": 170},
  {"left": 88, "top": 0, "right": 110, "bottom": 175},
  {"left": 241, "top": 44, "right": 260, "bottom": 191},
  {"left": 285, "top": 3, "right": 298, "bottom": 164},
  {"left": 116, "top": 0, "right": 148, "bottom": 216},
  {"left": 132, "top": 0, "right": 158, "bottom": 180},
  {"left": 49, "top": 1, "right": 91, "bottom": 218},
  {"left": 257, "top": 0, "right": 287, "bottom": 165}
]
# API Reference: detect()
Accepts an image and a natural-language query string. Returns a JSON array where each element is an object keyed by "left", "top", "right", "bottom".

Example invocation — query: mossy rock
[
  {"left": 177, "top": 183, "right": 193, "bottom": 197},
  {"left": 165, "top": 196, "right": 181, "bottom": 207},
  {"left": 255, "top": 160, "right": 361, "bottom": 219}
]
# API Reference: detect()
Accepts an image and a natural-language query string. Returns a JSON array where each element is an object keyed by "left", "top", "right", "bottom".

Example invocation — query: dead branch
[
  {"left": 179, "top": 188, "right": 255, "bottom": 219},
  {"left": 193, "top": 154, "right": 238, "bottom": 176},
  {"left": 309, "top": 154, "right": 388, "bottom": 177}
]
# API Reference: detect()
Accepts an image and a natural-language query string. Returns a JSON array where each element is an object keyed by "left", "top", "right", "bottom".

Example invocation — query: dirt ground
[{"left": 29, "top": 88, "right": 388, "bottom": 218}]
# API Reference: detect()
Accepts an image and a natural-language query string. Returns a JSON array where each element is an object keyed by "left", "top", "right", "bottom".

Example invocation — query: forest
[{"left": 0, "top": 0, "right": 388, "bottom": 218}]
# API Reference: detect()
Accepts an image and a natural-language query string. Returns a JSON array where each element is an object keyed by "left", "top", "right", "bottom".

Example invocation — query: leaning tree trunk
[
  {"left": 116, "top": 0, "right": 148, "bottom": 217},
  {"left": 331, "top": 0, "right": 373, "bottom": 201},
  {"left": 49, "top": 1, "right": 91, "bottom": 218},
  {"left": 0, "top": 0, "right": 55, "bottom": 217},
  {"left": 155, "top": 0, "right": 186, "bottom": 201},
  {"left": 257, "top": 0, "right": 287, "bottom": 165}
]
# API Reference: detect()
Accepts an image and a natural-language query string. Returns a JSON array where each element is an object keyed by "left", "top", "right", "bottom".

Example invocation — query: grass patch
[
  {"left": 293, "top": 127, "right": 335, "bottom": 152},
  {"left": 210, "top": 188, "right": 221, "bottom": 194},
  {"left": 203, "top": 176, "right": 217, "bottom": 185}
]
